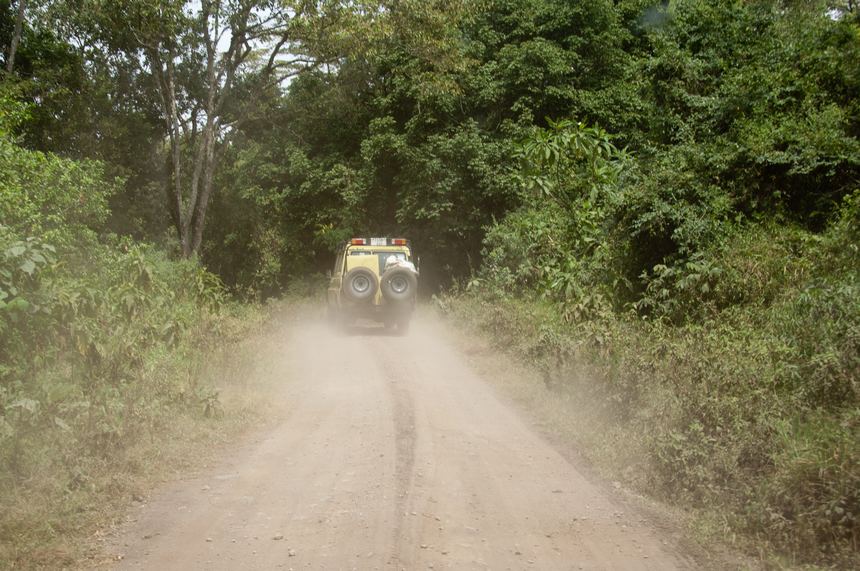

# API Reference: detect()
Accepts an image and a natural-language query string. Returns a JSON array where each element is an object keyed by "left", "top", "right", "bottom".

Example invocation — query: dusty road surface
[{"left": 107, "top": 313, "right": 696, "bottom": 570}]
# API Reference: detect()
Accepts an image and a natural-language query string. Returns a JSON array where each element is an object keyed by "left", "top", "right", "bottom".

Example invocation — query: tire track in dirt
[{"left": 378, "top": 344, "right": 418, "bottom": 568}]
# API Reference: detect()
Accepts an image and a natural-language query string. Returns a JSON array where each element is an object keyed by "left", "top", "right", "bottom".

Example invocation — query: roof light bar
[{"left": 349, "top": 237, "right": 409, "bottom": 246}]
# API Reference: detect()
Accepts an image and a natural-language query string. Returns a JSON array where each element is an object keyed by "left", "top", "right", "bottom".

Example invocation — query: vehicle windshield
[{"left": 348, "top": 250, "right": 409, "bottom": 274}]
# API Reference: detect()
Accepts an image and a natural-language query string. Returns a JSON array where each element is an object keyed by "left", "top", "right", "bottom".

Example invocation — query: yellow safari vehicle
[{"left": 327, "top": 237, "right": 418, "bottom": 332}]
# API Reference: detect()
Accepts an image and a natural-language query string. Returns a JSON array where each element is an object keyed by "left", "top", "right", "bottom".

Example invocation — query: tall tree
[
  {"left": 3, "top": 0, "right": 25, "bottom": 73},
  {"left": 86, "top": 0, "right": 366, "bottom": 257}
]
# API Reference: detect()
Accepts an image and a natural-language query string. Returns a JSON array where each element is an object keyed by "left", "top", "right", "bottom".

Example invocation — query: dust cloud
[{"left": 106, "top": 308, "right": 695, "bottom": 570}]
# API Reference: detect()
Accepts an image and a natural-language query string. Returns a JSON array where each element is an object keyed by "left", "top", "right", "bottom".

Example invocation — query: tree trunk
[
  {"left": 147, "top": 45, "right": 191, "bottom": 256},
  {"left": 142, "top": 1, "right": 295, "bottom": 259},
  {"left": 190, "top": 138, "right": 217, "bottom": 255},
  {"left": 5, "top": 0, "right": 26, "bottom": 74}
]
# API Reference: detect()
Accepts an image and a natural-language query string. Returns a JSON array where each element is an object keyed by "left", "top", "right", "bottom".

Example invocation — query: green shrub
[
  {"left": 0, "top": 129, "right": 257, "bottom": 568},
  {"left": 448, "top": 192, "right": 860, "bottom": 564},
  {"left": 445, "top": 286, "right": 858, "bottom": 565},
  {"left": 0, "top": 137, "right": 117, "bottom": 245}
]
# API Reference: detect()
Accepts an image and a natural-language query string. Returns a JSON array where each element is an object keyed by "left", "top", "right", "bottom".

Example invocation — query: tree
[
  {"left": 3, "top": 0, "right": 26, "bottom": 73},
  {"left": 86, "top": 0, "right": 366, "bottom": 257}
]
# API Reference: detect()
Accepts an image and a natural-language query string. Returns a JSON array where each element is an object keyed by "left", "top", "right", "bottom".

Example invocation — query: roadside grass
[
  {"left": 0, "top": 300, "right": 305, "bottom": 570},
  {"left": 435, "top": 294, "right": 858, "bottom": 570},
  {"left": 430, "top": 304, "right": 741, "bottom": 564}
]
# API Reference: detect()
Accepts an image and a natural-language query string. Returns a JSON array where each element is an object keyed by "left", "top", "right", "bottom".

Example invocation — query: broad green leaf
[
  {"left": 19, "top": 260, "right": 36, "bottom": 275},
  {"left": 6, "top": 298, "right": 30, "bottom": 311}
]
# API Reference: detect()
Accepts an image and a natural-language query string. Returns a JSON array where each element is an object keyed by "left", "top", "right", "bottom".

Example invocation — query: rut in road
[{"left": 107, "top": 313, "right": 696, "bottom": 570}]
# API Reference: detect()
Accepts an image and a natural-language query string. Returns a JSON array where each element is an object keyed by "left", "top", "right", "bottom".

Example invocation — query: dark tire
[
  {"left": 380, "top": 267, "right": 418, "bottom": 303},
  {"left": 342, "top": 267, "right": 378, "bottom": 303}
]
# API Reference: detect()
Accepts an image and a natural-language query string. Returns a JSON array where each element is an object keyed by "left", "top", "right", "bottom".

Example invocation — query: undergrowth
[
  {"left": 0, "top": 239, "right": 267, "bottom": 568},
  {"left": 0, "top": 113, "right": 270, "bottom": 569}
]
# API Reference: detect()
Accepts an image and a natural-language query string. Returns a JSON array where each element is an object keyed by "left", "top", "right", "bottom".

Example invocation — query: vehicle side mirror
[{"left": 415, "top": 256, "right": 421, "bottom": 271}]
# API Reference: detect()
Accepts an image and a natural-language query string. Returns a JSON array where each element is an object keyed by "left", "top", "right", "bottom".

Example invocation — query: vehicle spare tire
[
  {"left": 380, "top": 267, "right": 418, "bottom": 303},
  {"left": 342, "top": 267, "right": 378, "bottom": 303}
]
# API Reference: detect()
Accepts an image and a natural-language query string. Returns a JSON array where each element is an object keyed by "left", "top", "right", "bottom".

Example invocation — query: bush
[
  {"left": 0, "top": 136, "right": 117, "bottom": 245},
  {"left": 449, "top": 193, "right": 860, "bottom": 564},
  {"left": 0, "top": 127, "right": 256, "bottom": 568}
]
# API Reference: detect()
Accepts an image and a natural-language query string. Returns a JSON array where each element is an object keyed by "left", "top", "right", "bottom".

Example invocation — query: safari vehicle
[{"left": 327, "top": 237, "right": 418, "bottom": 332}]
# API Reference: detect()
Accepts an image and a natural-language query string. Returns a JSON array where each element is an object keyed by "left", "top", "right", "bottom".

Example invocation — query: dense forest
[{"left": 1, "top": 0, "right": 858, "bottom": 567}]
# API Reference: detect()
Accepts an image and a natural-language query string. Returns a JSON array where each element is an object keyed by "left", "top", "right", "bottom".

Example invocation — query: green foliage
[
  {"left": 0, "top": 124, "right": 248, "bottom": 567},
  {"left": 205, "top": 0, "right": 856, "bottom": 302},
  {"left": 200, "top": 0, "right": 634, "bottom": 293},
  {"left": 635, "top": 0, "right": 860, "bottom": 226},
  {"left": 452, "top": 197, "right": 860, "bottom": 564},
  {"left": 0, "top": 136, "right": 117, "bottom": 245},
  {"left": 479, "top": 118, "right": 630, "bottom": 318},
  {"left": 515, "top": 118, "right": 627, "bottom": 207},
  {"left": 0, "top": 85, "right": 30, "bottom": 138},
  {"left": 0, "top": 234, "right": 231, "bottom": 474},
  {"left": 0, "top": 233, "right": 55, "bottom": 323},
  {"left": 1, "top": 0, "right": 858, "bottom": 565},
  {"left": 445, "top": 275, "right": 858, "bottom": 565},
  {"left": 460, "top": 5, "right": 860, "bottom": 561}
]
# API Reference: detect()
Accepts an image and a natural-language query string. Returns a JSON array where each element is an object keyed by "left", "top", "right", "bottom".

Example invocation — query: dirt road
[{"left": 108, "top": 314, "right": 696, "bottom": 570}]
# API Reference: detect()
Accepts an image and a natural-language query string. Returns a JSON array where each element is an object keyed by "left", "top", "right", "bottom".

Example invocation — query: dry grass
[
  {"left": 430, "top": 305, "right": 765, "bottom": 570},
  {"left": 0, "top": 301, "right": 310, "bottom": 570}
]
